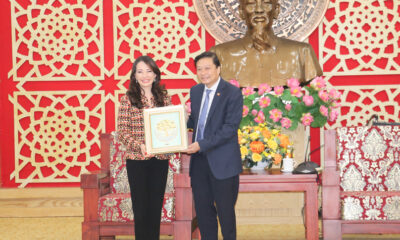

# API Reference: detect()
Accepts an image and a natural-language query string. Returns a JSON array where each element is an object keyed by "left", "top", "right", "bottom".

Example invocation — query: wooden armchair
[
  {"left": 81, "top": 132, "right": 199, "bottom": 240},
  {"left": 322, "top": 126, "right": 400, "bottom": 240}
]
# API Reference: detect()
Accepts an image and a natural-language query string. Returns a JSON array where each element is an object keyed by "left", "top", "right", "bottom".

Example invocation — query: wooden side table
[{"left": 239, "top": 169, "right": 319, "bottom": 240}]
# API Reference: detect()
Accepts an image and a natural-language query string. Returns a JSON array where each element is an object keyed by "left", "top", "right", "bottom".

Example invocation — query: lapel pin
[{"left": 217, "top": 92, "right": 220, "bottom": 96}]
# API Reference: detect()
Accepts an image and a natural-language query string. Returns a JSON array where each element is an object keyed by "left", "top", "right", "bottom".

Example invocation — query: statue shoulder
[
  {"left": 210, "top": 38, "right": 247, "bottom": 54},
  {"left": 276, "top": 37, "right": 317, "bottom": 57},
  {"left": 276, "top": 37, "right": 312, "bottom": 49}
]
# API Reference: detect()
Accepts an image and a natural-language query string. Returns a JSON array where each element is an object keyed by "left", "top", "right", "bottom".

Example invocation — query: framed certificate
[{"left": 143, "top": 105, "right": 188, "bottom": 154}]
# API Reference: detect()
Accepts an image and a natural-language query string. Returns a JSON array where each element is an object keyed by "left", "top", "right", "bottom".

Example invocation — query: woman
[{"left": 117, "top": 56, "right": 171, "bottom": 240}]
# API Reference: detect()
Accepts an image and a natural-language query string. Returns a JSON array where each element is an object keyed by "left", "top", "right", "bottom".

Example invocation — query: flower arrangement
[
  {"left": 238, "top": 123, "right": 292, "bottom": 168},
  {"left": 230, "top": 77, "right": 341, "bottom": 130}
]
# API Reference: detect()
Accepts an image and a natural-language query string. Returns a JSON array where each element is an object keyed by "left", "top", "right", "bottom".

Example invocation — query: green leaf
[
  {"left": 288, "top": 120, "right": 299, "bottom": 130},
  {"left": 281, "top": 91, "right": 298, "bottom": 103},
  {"left": 240, "top": 116, "right": 252, "bottom": 128},
  {"left": 310, "top": 113, "right": 327, "bottom": 128},
  {"left": 247, "top": 93, "right": 256, "bottom": 101},
  {"left": 290, "top": 104, "right": 304, "bottom": 120},
  {"left": 243, "top": 98, "right": 253, "bottom": 107},
  {"left": 268, "top": 95, "right": 279, "bottom": 107},
  {"left": 262, "top": 107, "right": 270, "bottom": 118},
  {"left": 307, "top": 106, "right": 319, "bottom": 114}
]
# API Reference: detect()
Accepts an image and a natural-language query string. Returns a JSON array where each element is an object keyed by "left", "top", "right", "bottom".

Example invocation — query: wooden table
[{"left": 239, "top": 169, "right": 319, "bottom": 240}]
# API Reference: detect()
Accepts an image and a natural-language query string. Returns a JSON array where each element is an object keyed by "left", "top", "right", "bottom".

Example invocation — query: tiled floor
[{"left": 0, "top": 217, "right": 399, "bottom": 240}]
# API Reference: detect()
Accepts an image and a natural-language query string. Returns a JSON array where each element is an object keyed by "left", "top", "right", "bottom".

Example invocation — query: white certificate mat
[{"left": 143, "top": 105, "right": 188, "bottom": 154}]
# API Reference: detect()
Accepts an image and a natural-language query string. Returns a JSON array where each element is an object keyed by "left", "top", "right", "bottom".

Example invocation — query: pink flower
[
  {"left": 290, "top": 86, "right": 303, "bottom": 98},
  {"left": 251, "top": 109, "right": 258, "bottom": 116},
  {"left": 311, "top": 76, "right": 326, "bottom": 90},
  {"left": 185, "top": 101, "right": 191, "bottom": 114},
  {"left": 269, "top": 109, "right": 282, "bottom": 122},
  {"left": 328, "top": 88, "right": 342, "bottom": 100},
  {"left": 280, "top": 118, "right": 292, "bottom": 129},
  {"left": 319, "top": 105, "right": 328, "bottom": 117},
  {"left": 285, "top": 103, "right": 292, "bottom": 111},
  {"left": 259, "top": 96, "right": 271, "bottom": 108},
  {"left": 229, "top": 79, "right": 240, "bottom": 88},
  {"left": 302, "top": 95, "right": 314, "bottom": 106},
  {"left": 243, "top": 105, "right": 249, "bottom": 117},
  {"left": 301, "top": 113, "right": 314, "bottom": 126},
  {"left": 287, "top": 78, "right": 300, "bottom": 88},
  {"left": 242, "top": 86, "right": 255, "bottom": 96},
  {"left": 332, "top": 100, "right": 341, "bottom": 108},
  {"left": 318, "top": 90, "right": 329, "bottom": 102},
  {"left": 274, "top": 86, "right": 284, "bottom": 96},
  {"left": 258, "top": 83, "right": 272, "bottom": 95},
  {"left": 329, "top": 109, "right": 339, "bottom": 122},
  {"left": 254, "top": 111, "right": 265, "bottom": 123}
]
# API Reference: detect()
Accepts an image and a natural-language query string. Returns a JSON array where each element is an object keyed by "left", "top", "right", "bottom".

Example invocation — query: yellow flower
[
  {"left": 240, "top": 146, "right": 249, "bottom": 156},
  {"left": 267, "top": 139, "right": 278, "bottom": 150},
  {"left": 252, "top": 153, "right": 262, "bottom": 162},
  {"left": 249, "top": 132, "right": 260, "bottom": 140},
  {"left": 254, "top": 126, "right": 261, "bottom": 132},
  {"left": 238, "top": 123, "right": 292, "bottom": 168}
]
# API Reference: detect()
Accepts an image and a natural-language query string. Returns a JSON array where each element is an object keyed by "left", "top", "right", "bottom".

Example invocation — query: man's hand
[
  {"left": 183, "top": 142, "right": 200, "bottom": 154},
  {"left": 184, "top": 102, "right": 191, "bottom": 121}
]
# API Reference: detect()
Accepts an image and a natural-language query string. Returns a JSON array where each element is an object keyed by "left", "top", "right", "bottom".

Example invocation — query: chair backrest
[
  {"left": 108, "top": 132, "right": 181, "bottom": 194},
  {"left": 335, "top": 126, "right": 400, "bottom": 220}
]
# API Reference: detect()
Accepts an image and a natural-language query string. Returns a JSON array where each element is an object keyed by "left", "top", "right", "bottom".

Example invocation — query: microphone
[
  {"left": 367, "top": 114, "right": 400, "bottom": 126},
  {"left": 373, "top": 121, "right": 400, "bottom": 126},
  {"left": 293, "top": 136, "right": 320, "bottom": 174},
  {"left": 307, "top": 144, "right": 324, "bottom": 162},
  {"left": 367, "top": 114, "right": 378, "bottom": 126},
  {"left": 303, "top": 136, "right": 310, "bottom": 163}
]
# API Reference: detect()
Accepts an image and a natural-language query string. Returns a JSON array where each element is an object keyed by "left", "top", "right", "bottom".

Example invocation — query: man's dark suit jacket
[{"left": 187, "top": 79, "right": 243, "bottom": 180}]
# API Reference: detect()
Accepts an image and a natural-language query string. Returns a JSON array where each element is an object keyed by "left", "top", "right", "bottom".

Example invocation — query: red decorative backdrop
[{"left": 0, "top": 0, "right": 399, "bottom": 187}]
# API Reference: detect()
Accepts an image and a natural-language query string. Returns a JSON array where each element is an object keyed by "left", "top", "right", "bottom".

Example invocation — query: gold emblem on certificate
[{"left": 155, "top": 119, "right": 178, "bottom": 143}]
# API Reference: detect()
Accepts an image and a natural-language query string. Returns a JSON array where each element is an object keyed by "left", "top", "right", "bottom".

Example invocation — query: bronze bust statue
[{"left": 210, "top": 0, "right": 323, "bottom": 87}]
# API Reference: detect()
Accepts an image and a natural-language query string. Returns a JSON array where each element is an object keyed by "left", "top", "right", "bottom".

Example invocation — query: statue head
[{"left": 239, "top": 0, "right": 280, "bottom": 51}]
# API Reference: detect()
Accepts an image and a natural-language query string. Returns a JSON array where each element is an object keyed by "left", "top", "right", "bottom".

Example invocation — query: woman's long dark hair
[{"left": 126, "top": 56, "right": 168, "bottom": 109}]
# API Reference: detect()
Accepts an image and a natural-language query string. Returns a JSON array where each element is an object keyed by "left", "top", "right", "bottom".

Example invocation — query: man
[
  {"left": 184, "top": 51, "right": 243, "bottom": 240},
  {"left": 210, "top": 0, "right": 323, "bottom": 87}
]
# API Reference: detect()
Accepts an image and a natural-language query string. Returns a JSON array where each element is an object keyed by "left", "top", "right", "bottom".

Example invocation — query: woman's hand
[{"left": 140, "top": 144, "right": 155, "bottom": 158}]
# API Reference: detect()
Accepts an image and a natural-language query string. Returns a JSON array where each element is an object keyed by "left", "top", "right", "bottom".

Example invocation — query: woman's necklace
[{"left": 145, "top": 94, "right": 154, "bottom": 108}]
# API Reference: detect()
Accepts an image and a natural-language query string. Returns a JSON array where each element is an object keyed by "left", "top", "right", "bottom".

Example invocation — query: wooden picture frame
[{"left": 143, "top": 105, "right": 188, "bottom": 154}]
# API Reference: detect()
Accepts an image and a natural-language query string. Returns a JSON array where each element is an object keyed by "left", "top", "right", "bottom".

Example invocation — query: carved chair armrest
[
  {"left": 80, "top": 171, "right": 110, "bottom": 221},
  {"left": 174, "top": 169, "right": 195, "bottom": 222},
  {"left": 322, "top": 129, "right": 341, "bottom": 220},
  {"left": 81, "top": 171, "right": 110, "bottom": 193},
  {"left": 173, "top": 151, "right": 196, "bottom": 221}
]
